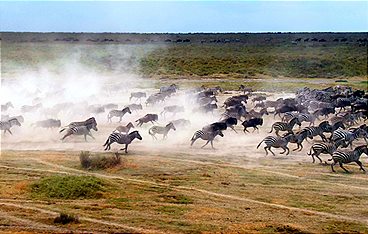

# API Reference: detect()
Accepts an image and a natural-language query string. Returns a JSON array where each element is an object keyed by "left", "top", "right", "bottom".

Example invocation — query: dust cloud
[{"left": 1, "top": 43, "right": 297, "bottom": 163}]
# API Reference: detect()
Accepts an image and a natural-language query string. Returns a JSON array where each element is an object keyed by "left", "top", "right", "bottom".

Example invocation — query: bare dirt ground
[{"left": 1, "top": 90, "right": 368, "bottom": 233}]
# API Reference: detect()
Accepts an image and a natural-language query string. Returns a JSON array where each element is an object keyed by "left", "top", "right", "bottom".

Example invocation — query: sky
[{"left": 0, "top": 1, "right": 367, "bottom": 33}]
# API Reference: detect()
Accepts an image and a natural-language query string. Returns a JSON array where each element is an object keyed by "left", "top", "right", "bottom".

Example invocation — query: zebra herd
[{"left": 1, "top": 84, "right": 367, "bottom": 173}]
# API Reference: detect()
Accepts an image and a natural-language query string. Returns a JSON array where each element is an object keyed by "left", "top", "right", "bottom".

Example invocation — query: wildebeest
[
  {"left": 171, "top": 119, "right": 191, "bottom": 128},
  {"left": 202, "top": 122, "right": 227, "bottom": 132},
  {"left": 21, "top": 103, "right": 42, "bottom": 113},
  {"left": 161, "top": 105, "right": 185, "bottom": 117},
  {"left": 33, "top": 119, "right": 61, "bottom": 129},
  {"left": 242, "top": 118, "right": 263, "bottom": 133},
  {"left": 103, "top": 131, "right": 143, "bottom": 153},
  {"left": 103, "top": 103, "right": 119, "bottom": 110},
  {"left": 125, "top": 104, "right": 143, "bottom": 112},
  {"left": 130, "top": 92, "right": 147, "bottom": 101},
  {"left": 136, "top": 114, "right": 158, "bottom": 126},
  {"left": 114, "top": 122, "right": 135, "bottom": 134}
]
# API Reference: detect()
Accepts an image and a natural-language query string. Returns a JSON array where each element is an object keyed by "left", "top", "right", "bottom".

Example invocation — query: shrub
[
  {"left": 54, "top": 213, "right": 79, "bottom": 224},
  {"left": 79, "top": 151, "right": 121, "bottom": 170},
  {"left": 31, "top": 175, "right": 106, "bottom": 199}
]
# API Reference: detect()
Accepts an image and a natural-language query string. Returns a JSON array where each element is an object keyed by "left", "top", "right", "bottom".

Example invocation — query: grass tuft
[{"left": 30, "top": 175, "right": 106, "bottom": 199}]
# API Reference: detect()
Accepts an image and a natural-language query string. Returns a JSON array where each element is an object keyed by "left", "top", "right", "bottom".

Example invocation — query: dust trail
[{"left": 2, "top": 160, "right": 367, "bottom": 225}]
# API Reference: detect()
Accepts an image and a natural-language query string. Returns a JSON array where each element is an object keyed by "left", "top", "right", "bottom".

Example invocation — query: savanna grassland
[{"left": 0, "top": 32, "right": 368, "bottom": 233}]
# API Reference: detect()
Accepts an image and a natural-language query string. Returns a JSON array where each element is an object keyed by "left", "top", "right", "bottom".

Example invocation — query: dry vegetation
[{"left": 1, "top": 149, "right": 367, "bottom": 233}]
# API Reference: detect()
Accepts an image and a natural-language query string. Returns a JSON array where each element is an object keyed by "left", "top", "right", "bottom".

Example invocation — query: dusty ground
[{"left": 1, "top": 90, "right": 368, "bottom": 233}]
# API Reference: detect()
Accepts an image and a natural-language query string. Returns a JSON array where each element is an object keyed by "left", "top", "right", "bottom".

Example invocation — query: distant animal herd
[{"left": 1, "top": 84, "right": 367, "bottom": 173}]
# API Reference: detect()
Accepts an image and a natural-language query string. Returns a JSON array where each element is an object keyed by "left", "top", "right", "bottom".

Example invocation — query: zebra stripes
[
  {"left": 300, "top": 121, "right": 331, "bottom": 142},
  {"left": 269, "top": 117, "right": 301, "bottom": 136},
  {"left": 61, "top": 124, "right": 97, "bottom": 141},
  {"left": 331, "top": 128, "right": 365, "bottom": 148},
  {"left": 190, "top": 130, "right": 224, "bottom": 149},
  {"left": 328, "top": 145, "right": 368, "bottom": 173},
  {"left": 0, "top": 118, "right": 21, "bottom": 135},
  {"left": 148, "top": 122, "right": 176, "bottom": 140},
  {"left": 307, "top": 140, "right": 347, "bottom": 163},
  {"left": 103, "top": 131, "right": 143, "bottom": 153},
  {"left": 107, "top": 107, "right": 132, "bottom": 123},
  {"left": 257, "top": 133, "right": 294, "bottom": 156}
]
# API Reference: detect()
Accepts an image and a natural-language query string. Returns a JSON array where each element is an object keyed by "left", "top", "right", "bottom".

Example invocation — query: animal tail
[
  {"left": 256, "top": 139, "right": 264, "bottom": 149},
  {"left": 135, "top": 119, "right": 140, "bottom": 122},
  {"left": 148, "top": 127, "right": 154, "bottom": 135},
  {"left": 307, "top": 148, "right": 312, "bottom": 156},
  {"left": 327, "top": 158, "right": 333, "bottom": 161},
  {"left": 59, "top": 128, "right": 66, "bottom": 133}
]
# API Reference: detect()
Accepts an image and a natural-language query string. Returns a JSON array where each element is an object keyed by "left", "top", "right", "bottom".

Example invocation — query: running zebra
[
  {"left": 129, "top": 92, "right": 146, "bottom": 102},
  {"left": 297, "top": 113, "right": 316, "bottom": 126},
  {"left": 107, "top": 107, "right": 132, "bottom": 123},
  {"left": 269, "top": 117, "right": 301, "bottom": 136},
  {"left": 288, "top": 131, "right": 309, "bottom": 151},
  {"left": 331, "top": 128, "right": 366, "bottom": 149},
  {"left": 60, "top": 117, "right": 97, "bottom": 133},
  {"left": 257, "top": 133, "right": 294, "bottom": 156},
  {"left": 0, "top": 118, "right": 21, "bottom": 135},
  {"left": 190, "top": 130, "right": 224, "bottom": 149},
  {"left": 61, "top": 123, "right": 98, "bottom": 141},
  {"left": 148, "top": 122, "right": 176, "bottom": 140},
  {"left": 307, "top": 139, "right": 347, "bottom": 163},
  {"left": 103, "top": 130, "right": 143, "bottom": 153},
  {"left": 328, "top": 145, "right": 368, "bottom": 173},
  {"left": 300, "top": 121, "right": 331, "bottom": 142}
]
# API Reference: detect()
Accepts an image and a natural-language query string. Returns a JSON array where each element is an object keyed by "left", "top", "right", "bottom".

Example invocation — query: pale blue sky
[{"left": 0, "top": 1, "right": 367, "bottom": 32}]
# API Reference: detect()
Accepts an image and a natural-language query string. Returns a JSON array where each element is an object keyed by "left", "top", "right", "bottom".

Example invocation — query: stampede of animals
[{"left": 2, "top": 83, "right": 367, "bottom": 173}]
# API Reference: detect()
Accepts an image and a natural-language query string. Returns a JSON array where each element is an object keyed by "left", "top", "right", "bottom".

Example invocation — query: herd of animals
[{"left": 1, "top": 83, "right": 367, "bottom": 173}]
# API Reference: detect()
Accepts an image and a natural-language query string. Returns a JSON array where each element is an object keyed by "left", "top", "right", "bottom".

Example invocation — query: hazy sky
[{"left": 0, "top": 1, "right": 367, "bottom": 33}]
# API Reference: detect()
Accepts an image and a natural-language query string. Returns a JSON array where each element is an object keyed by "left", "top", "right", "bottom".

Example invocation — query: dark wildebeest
[
  {"left": 33, "top": 119, "right": 61, "bottom": 129},
  {"left": 136, "top": 114, "right": 158, "bottom": 126}
]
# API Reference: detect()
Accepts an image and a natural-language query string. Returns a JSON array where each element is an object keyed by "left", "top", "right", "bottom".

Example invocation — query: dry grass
[{"left": 0, "top": 150, "right": 367, "bottom": 233}]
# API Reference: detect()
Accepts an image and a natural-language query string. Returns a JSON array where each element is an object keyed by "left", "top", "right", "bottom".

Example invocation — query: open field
[
  {"left": 1, "top": 32, "right": 368, "bottom": 233},
  {"left": 1, "top": 144, "right": 368, "bottom": 233}
]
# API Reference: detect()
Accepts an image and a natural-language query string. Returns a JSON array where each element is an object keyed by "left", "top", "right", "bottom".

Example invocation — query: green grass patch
[{"left": 30, "top": 175, "right": 107, "bottom": 199}]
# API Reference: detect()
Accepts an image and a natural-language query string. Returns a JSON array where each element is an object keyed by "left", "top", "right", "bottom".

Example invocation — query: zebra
[
  {"left": 1, "top": 102, "right": 13, "bottom": 112},
  {"left": 103, "top": 130, "right": 143, "bottom": 153},
  {"left": 148, "top": 122, "right": 176, "bottom": 140},
  {"left": 0, "top": 118, "right": 21, "bottom": 135},
  {"left": 114, "top": 122, "right": 135, "bottom": 134},
  {"left": 269, "top": 117, "right": 301, "bottom": 136},
  {"left": 190, "top": 130, "right": 224, "bottom": 149},
  {"left": 300, "top": 121, "right": 331, "bottom": 142},
  {"left": 107, "top": 107, "right": 131, "bottom": 123},
  {"left": 296, "top": 113, "right": 316, "bottom": 126},
  {"left": 328, "top": 145, "right": 368, "bottom": 173},
  {"left": 288, "top": 131, "right": 309, "bottom": 151},
  {"left": 331, "top": 128, "right": 366, "bottom": 149},
  {"left": 257, "top": 133, "right": 294, "bottom": 156},
  {"left": 61, "top": 123, "right": 98, "bottom": 141},
  {"left": 60, "top": 117, "right": 98, "bottom": 133},
  {"left": 308, "top": 139, "right": 347, "bottom": 163}
]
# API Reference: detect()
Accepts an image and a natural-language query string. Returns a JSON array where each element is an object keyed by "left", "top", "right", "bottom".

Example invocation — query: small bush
[
  {"left": 79, "top": 151, "right": 121, "bottom": 170},
  {"left": 54, "top": 213, "right": 79, "bottom": 224},
  {"left": 31, "top": 175, "right": 106, "bottom": 199}
]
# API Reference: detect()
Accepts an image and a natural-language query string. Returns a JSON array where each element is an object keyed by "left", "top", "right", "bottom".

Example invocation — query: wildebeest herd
[{"left": 1, "top": 84, "right": 367, "bottom": 173}]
